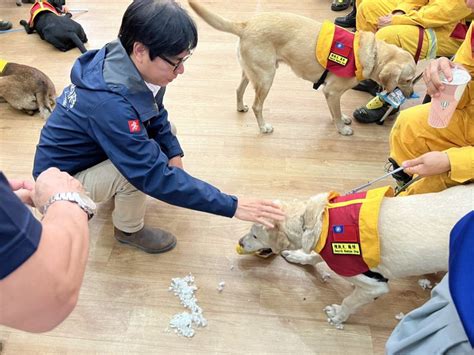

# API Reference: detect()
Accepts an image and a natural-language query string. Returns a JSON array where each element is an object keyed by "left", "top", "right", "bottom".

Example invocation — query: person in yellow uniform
[
  {"left": 352, "top": 0, "right": 472, "bottom": 122},
  {"left": 388, "top": 21, "right": 474, "bottom": 195}
]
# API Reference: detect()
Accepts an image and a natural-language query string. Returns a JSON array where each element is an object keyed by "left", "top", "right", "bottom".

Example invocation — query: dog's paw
[
  {"left": 324, "top": 304, "right": 348, "bottom": 328},
  {"left": 338, "top": 125, "right": 353, "bottom": 136},
  {"left": 237, "top": 104, "right": 249, "bottom": 112},
  {"left": 281, "top": 250, "right": 304, "bottom": 264},
  {"left": 259, "top": 124, "right": 273, "bottom": 134},
  {"left": 342, "top": 114, "right": 352, "bottom": 125}
]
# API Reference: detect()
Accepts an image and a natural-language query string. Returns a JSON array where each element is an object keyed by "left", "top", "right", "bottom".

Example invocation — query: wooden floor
[{"left": 0, "top": 1, "right": 439, "bottom": 354}]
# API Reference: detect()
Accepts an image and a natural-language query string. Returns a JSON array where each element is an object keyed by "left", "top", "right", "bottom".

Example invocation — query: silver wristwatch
[{"left": 40, "top": 192, "right": 97, "bottom": 220}]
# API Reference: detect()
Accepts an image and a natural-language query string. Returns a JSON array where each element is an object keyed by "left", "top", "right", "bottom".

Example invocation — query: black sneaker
[
  {"left": 0, "top": 20, "right": 12, "bottom": 31},
  {"left": 353, "top": 96, "right": 399, "bottom": 123},
  {"left": 352, "top": 79, "right": 381, "bottom": 97},
  {"left": 331, "top": 0, "right": 351, "bottom": 11},
  {"left": 335, "top": 6, "right": 356, "bottom": 28}
]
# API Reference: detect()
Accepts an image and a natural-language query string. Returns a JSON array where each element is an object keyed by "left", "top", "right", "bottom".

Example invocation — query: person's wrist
[
  {"left": 40, "top": 191, "right": 96, "bottom": 220},
  {"left": 443, "top": 152, "right": 451, "bottom": 173}
]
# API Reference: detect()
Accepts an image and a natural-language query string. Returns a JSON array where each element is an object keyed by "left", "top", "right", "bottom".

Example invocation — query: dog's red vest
[
  {"left": 314, "top": 186, "right": 393, "bottom": 277},
  {"left": 315, "top": 21, "right": 364, "bottom": 81},
  {"left": 28, "top": 0, "right": 59, "bottom": 28}
]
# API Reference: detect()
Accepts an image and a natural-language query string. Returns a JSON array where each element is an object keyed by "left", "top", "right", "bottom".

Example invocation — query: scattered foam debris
[
  {"left": 395, "top": 312, "right": 405, "bottom": 320},
  {"left": 418, "top": 279, "right": 432, "bottom": 290},
  {"left": 335, "top": 324, "right": 344, "bottom": 330},
  {"left": 230, "top": 264, "right": 234, "bottom": 271},
  {"left": 217, "top": 281, "right": 225, "bottom": 292},
  {"left": 168, "top": 274, "right": 207, "bottom": 337}
]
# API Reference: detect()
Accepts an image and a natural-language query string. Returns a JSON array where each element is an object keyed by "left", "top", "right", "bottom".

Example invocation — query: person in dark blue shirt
[
  {"left": 33, "top": 0, "right": 285, "bottom": 254},
  {"left": 0, "top": 168, "right": 90, "bottom": 333}
]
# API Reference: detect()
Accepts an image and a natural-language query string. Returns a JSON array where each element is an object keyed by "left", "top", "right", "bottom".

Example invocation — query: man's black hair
[{"left": 118, "top": 0, "right": 198, "bottom": 60}]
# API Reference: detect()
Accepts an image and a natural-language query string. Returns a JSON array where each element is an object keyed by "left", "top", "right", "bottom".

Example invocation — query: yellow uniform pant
[
  {"left": 389, "top": 103, "right": 474, "bottom": 195},
  {"left": 356, "top": 0, "right": 464, "bottom": 58}
]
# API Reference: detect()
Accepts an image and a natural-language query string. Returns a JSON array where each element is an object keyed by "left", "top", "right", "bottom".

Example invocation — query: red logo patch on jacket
[{"left": 128, "top": 119, "right": 141, "bottom": 133}]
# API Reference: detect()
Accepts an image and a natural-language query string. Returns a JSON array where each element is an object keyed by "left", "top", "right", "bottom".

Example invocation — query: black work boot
[
  {"left": 114, "top": 226, "right": 177, "bottom": 254},
  {"left": 331, "top": 0, "right": 351, "bottom": 12},
  {"left": 335, "top": 6, "right": 356, "bottom": 28},
  {"left": 0, "top": 20, "right": 12, "bottom": 31},
  {"left": 353, "top": 96, "right": 399, "bottom": 123},
  {"left": 352, "top": 79, "right": 382, "bottom": 97}
]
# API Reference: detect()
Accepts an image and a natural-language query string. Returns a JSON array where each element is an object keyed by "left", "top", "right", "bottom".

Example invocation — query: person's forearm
[{"left": 0, "top": 202, "right": 89, "bottom": 332}]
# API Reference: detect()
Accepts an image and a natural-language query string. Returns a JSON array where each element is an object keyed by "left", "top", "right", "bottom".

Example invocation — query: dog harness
[
  {"left": 315, "top": 21, "right": 364, "bottom": 82},
  {"left": 0, "top": 59, "right": 7, "bottom": 74},
  {"left": 314, "top": 186, "right": 394, "bottom": 277},
  {"left": 28, "top": 0, "right": 60, "bottom": 28}
]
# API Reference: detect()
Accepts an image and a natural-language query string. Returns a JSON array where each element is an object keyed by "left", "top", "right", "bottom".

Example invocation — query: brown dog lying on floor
[
  {"left": 237, "top": 185, "right": 472, "bottom": 328},
  {"left": 0, "top": 60, "right": 56, "bottom": 119},
  {"left": 188, "top": 1, "right": 416, "bottom": 135}
]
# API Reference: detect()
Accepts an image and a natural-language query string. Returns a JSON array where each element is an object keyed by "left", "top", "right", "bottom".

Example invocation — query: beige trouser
[
  {"left": 356, "top": 0, "right": 463, "bottom": 58},
  {"left": 74, "top": 160, "right": 147, "bottom": 233}
]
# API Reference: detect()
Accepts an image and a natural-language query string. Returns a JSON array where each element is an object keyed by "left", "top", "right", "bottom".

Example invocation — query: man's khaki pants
[{"left": 74, "top": 160, "right": 147, "bottom": 233}]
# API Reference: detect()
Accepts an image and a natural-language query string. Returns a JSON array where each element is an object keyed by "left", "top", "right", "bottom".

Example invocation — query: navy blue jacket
[{"left": 33, "top": 40, "right": 237, "bottom": 217}]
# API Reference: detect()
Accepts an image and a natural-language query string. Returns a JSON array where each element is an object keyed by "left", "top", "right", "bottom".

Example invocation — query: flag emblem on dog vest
[{"left": 128, "top": 119, "right": 141, "bottom": 133}]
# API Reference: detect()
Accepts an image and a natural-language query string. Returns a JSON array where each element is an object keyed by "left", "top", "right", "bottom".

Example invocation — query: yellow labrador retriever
[
  {"left": 188, "top": 1, "right": 416, "bottom": 135},
  {"left": 0, "top": 61, "right": 56, "bottom": 120},
  {"left": 238, "top": 185, "right": 472, "bottom": 327}
]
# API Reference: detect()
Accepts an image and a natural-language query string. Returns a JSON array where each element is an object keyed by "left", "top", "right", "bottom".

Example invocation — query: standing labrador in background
[
  {"left": 0, "top": 61, "right": 56, "bottom": 119},
  {"left": 237, "top": 185, "right": 473, "bottom": 327},
  {"left": 188, "top": 1, "right": 416, "bottom": 135},
  {"left": 20, "top": 0, "right": 88, "bottom": 54}
]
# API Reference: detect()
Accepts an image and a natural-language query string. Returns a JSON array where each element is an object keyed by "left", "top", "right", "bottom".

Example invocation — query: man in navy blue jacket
[{"left": 33, "top": 0, "right": 284, "bottom": 254}]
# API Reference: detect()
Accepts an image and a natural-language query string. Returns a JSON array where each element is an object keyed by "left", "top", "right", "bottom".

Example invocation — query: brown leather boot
[{"left": 114, "top": 226, "right": 177, "bottom": 254}]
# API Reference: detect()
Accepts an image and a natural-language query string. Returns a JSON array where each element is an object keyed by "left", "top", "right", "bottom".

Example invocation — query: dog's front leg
[
  {"left": 322, "top": 83, "right": 353, "bottom": 136},
  {"left": 281, "top": 249, "right": 322, "bottom": 265},
  {"left": 324, "top": 274, "right": 389, "bottom": 328}
]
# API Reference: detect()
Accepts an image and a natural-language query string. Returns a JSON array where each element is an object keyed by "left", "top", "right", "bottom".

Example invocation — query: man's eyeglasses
[{"left": 158, "top": 51, "right": 193, "bottom": 72}]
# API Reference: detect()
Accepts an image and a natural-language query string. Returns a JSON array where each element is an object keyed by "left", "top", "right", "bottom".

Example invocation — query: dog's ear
[
  {"left": 301, "top": 193, "right": 328, "bottom": 253},
  {"left": 269, "top": 227, "right": 291, "bottom": 253},
  {"left": 358, "top": 31, "right": 376, "bottom": 79},
  {"left": 303, "top": 193, "right": 328, "bottom": 230},
  {"left": 378, "top": 65, "right": 402, "bottom": 93}
]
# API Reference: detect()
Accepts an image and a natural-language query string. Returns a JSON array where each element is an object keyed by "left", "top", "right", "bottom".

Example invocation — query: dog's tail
[
  {"left": 35, "top": 77, "right": 56, "bottom": 120},
  {"left": 35, "top": 91, "right": 51, "bottom": 120},
  {"left": 188, "top": 1, "right": 245, "bottom": 36},
  {"left": 69, "top": 32, "right": 87, "bottom": 53}
]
